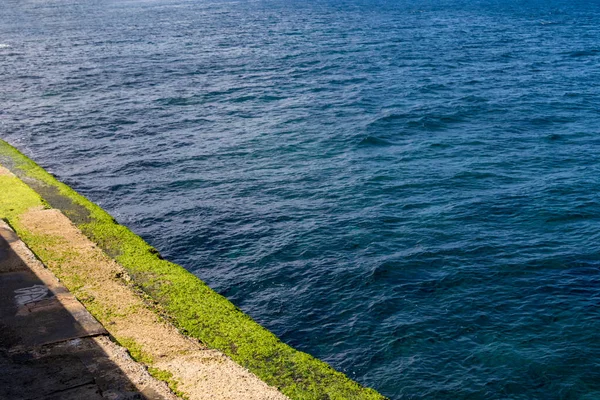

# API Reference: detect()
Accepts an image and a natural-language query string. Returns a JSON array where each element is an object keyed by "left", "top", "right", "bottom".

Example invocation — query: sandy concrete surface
[
  {"left": 0, "top": 219, "right": 177, "bottom": 400},
  {"left": 19, "top": 207, "right": 289, "bottom": 400}
]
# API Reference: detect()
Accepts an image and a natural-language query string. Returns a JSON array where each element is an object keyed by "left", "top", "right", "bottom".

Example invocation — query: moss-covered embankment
[{"left": 0, "top": 139, "right": 386, "bottom": 400}]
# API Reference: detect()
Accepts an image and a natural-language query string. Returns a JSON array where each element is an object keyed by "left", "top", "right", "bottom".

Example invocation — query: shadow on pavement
[{"left": 0, "top": 221, "right": 165, "bottom": 400}]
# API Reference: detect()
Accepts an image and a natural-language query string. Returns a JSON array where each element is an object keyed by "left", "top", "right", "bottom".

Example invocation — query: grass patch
[{"left": 0, "top": 140, "right": 386, "bottom": 400}]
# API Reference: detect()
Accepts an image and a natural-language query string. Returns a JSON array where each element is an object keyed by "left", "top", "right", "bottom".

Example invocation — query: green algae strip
[{"left": 0, "top": 140, "right": 386, "bottom": 400}]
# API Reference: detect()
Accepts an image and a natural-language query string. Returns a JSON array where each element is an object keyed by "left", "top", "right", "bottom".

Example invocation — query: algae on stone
[{"left": 0, "top": 140, "right": 386, "bottom": 400}]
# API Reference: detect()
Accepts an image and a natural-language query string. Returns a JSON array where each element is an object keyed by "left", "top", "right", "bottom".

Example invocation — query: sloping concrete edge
[
  {"left": 1, "top": 165, "right": 290, "bottom": 400},
  {"left": 0, "top": 140, "right": 387, "bottom": 400}
]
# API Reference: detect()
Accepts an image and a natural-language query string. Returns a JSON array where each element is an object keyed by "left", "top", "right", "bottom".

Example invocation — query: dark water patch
[
  {"left": 110, "top": 119, "right": 137, "bottom": 127},
  {"left": 566, "top": 49, "right": 600, "bottom": 57},
  {"left": 406, "top": 113, "right": 465, "bottom": 130},
  {"left": 329, "top": 77, "right": 368, "bottom": 85},
  {"left": 112, "top": 159, "right": 175, "bottom": 175},
  {"left": 260, "top": 95, "right": 287, "bottom": 102},
  {"left": 358, "top": 135, "right": 393, "bottom": 147},
  {"left": 544, "top": 211, "right": 600, "bottom": 224},
  {"left": 527, "top": 115, "right": 577, "bottom": 126},
  {"left": 231, "top": 95, "right": 257, "bottom": 103},
  {"left": 450, "top": 170, "right": 501, "bottom": 181},
  {"left": 368, "top": 110, "right": 469, "bottom": 133},
  {"left": 155, "top": 96, "right": 202, "bottom": 106},
  {"left": 418, "top": 83, "right": 450, "bottom": 93}
]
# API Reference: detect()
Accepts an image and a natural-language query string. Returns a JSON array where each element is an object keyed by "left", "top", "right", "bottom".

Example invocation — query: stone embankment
[
  {"left": 0, "top": 218, "right": 178, "bottom": 400},
  {"left": 0, "top": 140, "right": 386, "bottom": 400}
]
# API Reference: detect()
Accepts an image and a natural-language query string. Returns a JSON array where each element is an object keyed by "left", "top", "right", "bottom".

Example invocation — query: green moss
[
  {"left": 0, "top": 175, "right": 45, "bottom": 220},
  {"left": 118, "top": 337, "right": 155, "bottom": 365},
  {"left": 0, "top": 140, "right": 386, "bottom": 400},
  {"left": 148, "top": 367, "right": 188, "bottom": 399},
  {"left": 80, "top": 294, "right": 126, "bottom": 323}
]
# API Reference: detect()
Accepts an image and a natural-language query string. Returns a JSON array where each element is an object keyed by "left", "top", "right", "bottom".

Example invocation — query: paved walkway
[{"left": 0, "top": 220, "right": 177, "bottom": 400}]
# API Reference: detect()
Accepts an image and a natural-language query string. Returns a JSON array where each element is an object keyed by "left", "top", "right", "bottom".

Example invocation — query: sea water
[{"left": 2, "top": 0, "right": 600, "bottom": 398}]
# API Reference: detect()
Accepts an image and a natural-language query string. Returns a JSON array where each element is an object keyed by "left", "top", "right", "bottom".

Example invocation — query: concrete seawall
[
  {"left": 0, "top": 140, "right": 386, "bottom": 400},
  {"left": 0, "top": 218, "right": 180, "bottom": 400}
]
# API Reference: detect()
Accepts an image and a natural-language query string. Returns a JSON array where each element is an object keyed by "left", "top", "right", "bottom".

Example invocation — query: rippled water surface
[{"left": 2, "top": 0, "right": 600, "bottom": 398}]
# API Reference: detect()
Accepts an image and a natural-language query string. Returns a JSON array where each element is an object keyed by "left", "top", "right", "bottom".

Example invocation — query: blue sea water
[{"left": 2, "top": 0, "right": 600, "bottom": 398}]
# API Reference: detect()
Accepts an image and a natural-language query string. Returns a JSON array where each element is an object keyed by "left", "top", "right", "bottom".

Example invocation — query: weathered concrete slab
[
  {"left": 39, "top": 337, "right": 164, "bottom": 400},
  {"left": 43, "top": 384, "right": 105, "bottom": 400},
  {"left": 0, "top": 222, "right": 106, "bottom": 349},
  {"left": 15, "top": 207, "right": 292, "bottom": 400},
  {"left": 0, "top": 219, "right": 177, "bottom": 399},
  {"left": 0, "top": 352, "right": 97, "bottom": 400}
]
